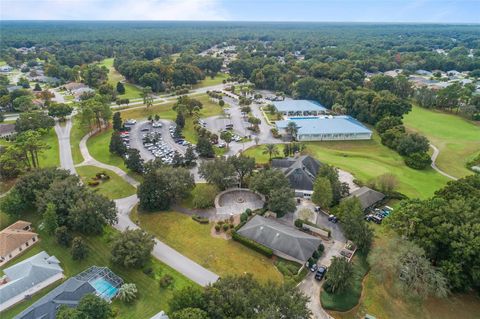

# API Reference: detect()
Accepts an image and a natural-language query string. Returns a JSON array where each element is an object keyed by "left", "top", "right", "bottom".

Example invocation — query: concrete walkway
[{"left": 430, "top": 143, "right": 458, "bottom": 180}]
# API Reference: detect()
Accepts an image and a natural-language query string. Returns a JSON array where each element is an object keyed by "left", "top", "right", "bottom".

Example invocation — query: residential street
[{"left": 54, "top": 118, "right": 76, "bottom": 175}]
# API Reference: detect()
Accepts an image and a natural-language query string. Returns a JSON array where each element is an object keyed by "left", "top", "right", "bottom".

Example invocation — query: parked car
[
  {"left": 315, "top": 266, "right": 327, "bottom": 280},
  {"left": 152, "top": 122, "right": 162, "bottom": 128},
  {"left": 309, "top": 263, "right": 318, "bottom": 272},
  {"left": 328, "top": 214, "right": 338, "bottom": 223}
]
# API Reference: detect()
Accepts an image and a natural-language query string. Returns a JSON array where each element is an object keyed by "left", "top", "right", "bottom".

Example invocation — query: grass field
[
  {"left": 76, "top": 165, "right": 136, "bottom": 199},
  {"left": 99, "top": 58, "right": 142, "bottom": 100},
  {"left": 131, "top": 209, "right": 283, "bottom": 283},
  {"left": 321, "top": 254, "right": 369, "bottom": 312},
  {"left": 70, "top": 117, "right": 91, "bottom": 164},
  {"left": 193, "top": 73, "right": 228, "bottom": 89},
  {"left": 120, "top": 101, "right": 177, "bottom": 121},
  {"left": 403, "top": 105, "right": 480, "bottom": 178},
  {"left": 86, "top": 128, "right": 128, "bottom": 171},
  {"left": 243, "top": 134, "right": 449, "bottom": 199},
  {"left": 38, "top": 129, "right": 60, "bottom": 168},
  {"left": 0, "top": 211, "right": 194, "bottom": 319},
  {"left": 331, "top": 226, "right": 480, "bottom": 319}
]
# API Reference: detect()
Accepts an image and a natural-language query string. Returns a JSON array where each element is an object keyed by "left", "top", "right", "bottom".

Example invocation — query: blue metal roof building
[
  {"left": 273, "top": 100, "right": 327, "bottom": 116},
  {"left": 275, "top": 116, "right": 372, "bottom": 141}
]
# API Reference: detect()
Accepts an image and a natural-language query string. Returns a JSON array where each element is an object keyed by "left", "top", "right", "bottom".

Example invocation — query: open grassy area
[
  {"left": 38, "top": 128, "right": 60, "bottom": 168},
  {"left": 99, "top": 58, "right": 143, "bottom": 100},
  {"left": 321, "top": 254, "right": 369, "bottom": 312},
  {"left": 331, "top": 226, "right": 480, "bottom": 319},
  {"left": 0, "top": 211, "right": 194, "bottom": 319},
  {"left": 120, "top": 101, "right": 177, "bottom": 121},
  {"left": 243, "top": 134, "right": 449, "bottom": 199},
  {"left": 131, "top": 209, "right": 283, "bottom": 283},
  {"left": 193, "top": 73, "right": 228, "bottom": 89},
  {"left": 86, "top": 128, "right": 128, "bottom": 171},
  {"left": 70, "top": 117, "right": 91, "bottom": 164},
  {"left": 404, "top": 105, "right": 480, "bottom": 178},
  {"left": 76, "top": 165, "right": 136, "bottom": 200}
]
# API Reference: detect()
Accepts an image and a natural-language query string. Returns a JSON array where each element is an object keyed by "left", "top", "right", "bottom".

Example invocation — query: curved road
[
  {"left": 55, "top": 118, "right": 219, "bottom": 286},
  {"left": 430, "top": 143, "right": 458, "bottom": 180}
]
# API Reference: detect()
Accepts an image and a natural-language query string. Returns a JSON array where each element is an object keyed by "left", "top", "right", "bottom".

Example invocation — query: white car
[
  {"left": 152, "top": 122, "right": 162, "bottom": 128},
  {"left": 125, "top": 119, "right": 137, "bottom": 125}
]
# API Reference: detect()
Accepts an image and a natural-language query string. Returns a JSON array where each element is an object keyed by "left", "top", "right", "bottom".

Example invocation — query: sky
[{"left": 1, "top": 0, "right": 479, "bottom": 23}]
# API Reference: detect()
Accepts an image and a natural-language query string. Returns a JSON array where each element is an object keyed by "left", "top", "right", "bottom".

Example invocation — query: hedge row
[
  {"left": 295, "top": 219, "right": 331, "bottom": 238},
  {"left": 192, "top": 215, "right": 209, "bottom": 224},
  {"left": 232, "top": 231, "right": 273, "bottom": 258}
]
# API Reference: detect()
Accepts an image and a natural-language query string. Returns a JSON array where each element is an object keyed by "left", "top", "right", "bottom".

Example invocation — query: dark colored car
[
  {"left": 328, "top": 215, "right": 338, "bottom": 223},
  {"left": 315, "top": 266, "right": 327, "bottom": 280}
]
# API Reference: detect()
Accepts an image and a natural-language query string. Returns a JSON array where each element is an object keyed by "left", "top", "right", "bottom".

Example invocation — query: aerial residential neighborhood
[{"left": 0, "top": 1, "right": 479, "bottom": 319}]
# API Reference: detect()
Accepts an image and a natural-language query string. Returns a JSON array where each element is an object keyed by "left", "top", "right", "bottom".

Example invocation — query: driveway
[
  {"left": 54, "top": 118, "right": 76, "bottom": 175},
  {"left": 298, "top": 273, "right": 334, "bottom": 319}
]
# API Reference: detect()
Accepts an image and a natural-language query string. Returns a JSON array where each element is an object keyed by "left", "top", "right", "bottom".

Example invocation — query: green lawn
[
  {"left": 321, "top": 254, "right": 369, "bottom": 312},
  {"left": 39, "top": 129, "right": 59, "bottom": 168},
  {"left": 243, "top": 134, "right": 449, "bottom": 199},
  {"left": 120, "top": 101, "right": 177, "bottom": 121},
  {"left": 0, "top": 212, "right": 194, "bottom": 319},
  {"left": 70, "top": 117, "right": 91, "bottom": 164},
  {"left": 403, "top": 105, "right": 480, "bottom": 178},
  {"left": 131, "top": 209, "right": 283, "bottom": 283},
  {"left": 76, "top": 165, "right": 136, "bottom": 200},
  {"left": 86, "top": 128, "right": 128, "bottom": 171},
  {"left": 99, "top": 58, "right": 143, "bottom": 100},
  {"left": 193, "top": 73, "right": 228, "bottom": 89}
]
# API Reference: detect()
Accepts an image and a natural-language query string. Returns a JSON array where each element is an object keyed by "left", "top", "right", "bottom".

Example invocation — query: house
[
  {"left": 237, "top": 215, "right": 322, "bottom": 263},
  {"left": 0, "top": 251, "right": 64, "bottom": 311},
  {"left": 346, "top": 186, "right": 385, "bottom": 211},
  {"left": 15, "top": 266, "right": 123, "bottom": 319},
  {"left": 271, "top": 155, "right": 322, "bottom": 198},
  {"left": 7, "top": 85, "right": 23, "bottom": 93},
  {"left": 150, "top": 311, "right": 169, "bottom": 319},
  {"left": 0, "top": 123, "right": 15, "bottom": 138},
  {"left": 63, "top": 82, "right": 86, "bottom": 92},
  {"left": 275, "top": 116, "right": 372, "bottom": 141},
  {"left": 0, "top": 221, "right": 39, "bottom": 266},
  {"left": 0, "top": 65, "right": 13, "bottom": 72},
  {"left": 272, "top": 100, "right": 327, "bottom": 117}
]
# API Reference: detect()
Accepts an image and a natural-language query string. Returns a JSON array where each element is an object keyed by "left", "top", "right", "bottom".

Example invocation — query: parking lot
[{"left": 124, "top": 119, "right": 189, "bottom": 164}]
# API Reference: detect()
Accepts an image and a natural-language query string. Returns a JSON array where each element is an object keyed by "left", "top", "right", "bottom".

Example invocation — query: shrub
[
  {"left": 232, "top": 231, "right": 273, "bottom": 257},
  {"left": 55, "top": 226, "right": 71, "bottom": 247},
  {"left": 404, "top": 152, "right": 432, "bottom": 170},
  {"left": 318, "top": 243, "right": 325, "bottom": 253},
  {"left": 117, "top": 283, "right": 138, "bottom": 303},
  {"left": 143, "top": 267, "right": 154, "bottom": 277},
  {"left": 312, "top": 250, "right": 320, "bottom": 260},
  {"left": 192, "top": 215, "right": 209, "bottom": 224},
  {"left": 88, "top": 180, "right": 100, "bottom": 187},
  {"left": 240, "top": 212, "right": 248, "bottom": 223},
  {"left": 192, "top": 184, "right": 218, "bottom": 209},
  {"left": 245, "top": 208, "right": 252, "bottom": 216},
  {"left": 294, "top": 219, "right": 304, "bottom": 228},
  {"left": 234, "top": 221, "right": 247, "bottom": 231},
  {"left": 215, "top": 224, "right": 221, "bottom": 232},
  {"left": 222, "top": 224, "right": 229, "bottom": 231},
  {"left": 71, "top": 237, "right": 89, "bottom": 260},
  {"left": 159, "top": 274, "right": 174, "bottom": 288}
]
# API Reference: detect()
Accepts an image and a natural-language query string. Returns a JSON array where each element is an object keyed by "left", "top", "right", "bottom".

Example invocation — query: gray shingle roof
[
  {"left": 237, "top": 215, "right": 322, "bottom": 262},
  {"left": 271, "top": 155, "right": 321, "bottom": 191},
  {"left": 0, "top": 251, "right": 63, "bottom": 307},
  {"left": 347, "top": 186, "right": 385, "bottom": 211}
]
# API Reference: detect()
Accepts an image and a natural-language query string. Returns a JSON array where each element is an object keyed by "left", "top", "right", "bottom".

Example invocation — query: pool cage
[{"left": 75, "top": 266, "right": 123, "bottom": 301}]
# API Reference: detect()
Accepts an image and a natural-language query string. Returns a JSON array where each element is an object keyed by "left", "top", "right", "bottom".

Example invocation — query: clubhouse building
[{"left": 272, "top": 100, "right": 327, "bottom": 116}]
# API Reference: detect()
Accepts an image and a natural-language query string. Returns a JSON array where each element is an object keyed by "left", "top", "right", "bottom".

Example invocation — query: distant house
[
  {"left": 16, "top": 266, "right": 123, "bottom": 319},
  {"left": 0, "top": 65, "right": 13, "bottom": 73},
  {"left": 7, "top": 85, "right": 23, "bottom": 93},
  {"left": 0, "top": 123, "right": 15, "bottom": 138},
  {"left": 63, "top": 82, "right": 86, "bottom": 92},
  {"left": 0, "top": 221, "right": 39, "bottom": 266},
  {"left": 271, "top": 155, "right": 322, "bottom": 198},
  {"left": 272, "top": 100, "right": 327, "bottom": 117},
  {"left": 237, "top": 215, "right": 322, "bottom": 263},
  {"left": 0, "top": 251, "right": 64, "bottom": 311},
  {"left": 346, "top": 186, "right": 385, "bottom": 211}
]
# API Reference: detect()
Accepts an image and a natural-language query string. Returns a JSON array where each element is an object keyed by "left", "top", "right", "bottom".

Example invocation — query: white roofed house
[
  {"left": 272, "top": 100, "right": 328, "bottom": 117},
  {"left": 0, "top": 251, "right": 64, "bottom": 312}
]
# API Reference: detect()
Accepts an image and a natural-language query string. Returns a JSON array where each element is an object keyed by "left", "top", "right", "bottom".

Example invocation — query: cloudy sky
[{"left": 1, "top": 0, "right": 479, "bottom": 23}]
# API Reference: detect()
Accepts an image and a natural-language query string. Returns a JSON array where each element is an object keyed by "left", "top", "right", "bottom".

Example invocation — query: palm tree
[
  {"left": 286, "top": 121, "right": 299, "bottom": 141},
  {"left": 263, "top": 144, "right": 279, "bottom": 161},
  {"left": 117, "top": 283, "right": 138, "bottom": 303}
]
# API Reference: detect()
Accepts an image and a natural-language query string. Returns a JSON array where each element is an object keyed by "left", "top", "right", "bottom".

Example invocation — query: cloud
[{"left": 1, "top": 0, "right": 230, "bottom": 20}]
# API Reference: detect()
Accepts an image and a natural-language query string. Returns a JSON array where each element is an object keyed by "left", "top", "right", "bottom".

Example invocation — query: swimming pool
[{"left": 89, "top": 277, "right": 119, "bottom": 300}]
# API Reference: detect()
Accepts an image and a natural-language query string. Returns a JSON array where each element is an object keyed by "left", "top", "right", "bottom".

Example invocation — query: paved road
[
  {"left": 430, "top": 143, "right": 458, "bottom": 180},
  {"left": 54, "top": 118, "right": 76, "bottom": 175}
]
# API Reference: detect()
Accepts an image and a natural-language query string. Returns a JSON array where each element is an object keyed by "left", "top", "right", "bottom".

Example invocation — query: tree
[
  {"left": 228, "top": 155, "right": 255, "bottom": 188},
  {"left": 42, "top": 202, "right": 58, "bottom": 235},
  {"left": 117, "top": 283, "right": 138, "bottom": 303},
  {"left": 138, "top": 166, "right": 194, "bottom": 211},
  {"left": 335, "top": 198, "right": 373, "bottom": 252},
  {"left": 14, "top": 130, "right": 50, "bottom": 168},
  {"left": 111, "top": 229, "right": 155, "bottom": 268},
  {"left": 175, "top": 112, "right": 185, "bottom": 129},
  {"left": 268, "top": 187, "right": 296, "bottom": 217},
  {"left": 262, "top": 144, "right": 279, "bottom": 161},
  {"left": 196, "top": 136, "right": 214, "bottom": 158},
  {"left": 71, "top": 236, "right": 89, "bottom": 260},
  {"left": 376, "top": 173, "right": 398, "bottom": 193},
  {"left": 76, "top": 294, "right": 113, "bottom": 319},
  {"left": 78, "top": 96, "right": 112, "bottom": 129},
  {"left": 48, "top": 103, "right": 73, "bottom": 119},
  {"left": 116, "top": 81, "right": 125, "bottom": 94},
  {"left": 318, "top": 164, "right": 348, "bottom": 205},
  {"left": 109, "top": 131, "right": 127, "bottom": 156},
  {"left": 396, "top": 133, "right": 430, "bottom": 156},
  {"left": 286, "top": 121, "right": 299, "bottom": 140},
  {"left": 56, "top": 306, "right": 81, "bottom": 319},
  {"left": 198, "top": 158, "right": 236, "bottom": 190},
  {"left": 249, "top": 169, "right": 290, "bottom": 196},
  {"left": 375, "top": 116, "right": 403, "bottom": 134},
  {"left": 112, "top": 111, "right": 123, "bottom": 131},
  {"left": 323, "top": 257, "right": 354, "bottom": 294},
  {"left": 55, "top": 226, "right": 71, "bottom": 247},
  {"left": 125, "top": 148, "right": 144, "bottom": 173},
  {"left": 191, "top": 184, "right": 218, "bottom": 209},
  {"left": 142, "top": 86, "right": 154, "bottom": 108},
  {"left": 13, "top": 95, "right": 35, "bottom": 112},
  {"left": 34, "top": 83, "right": 42, "bottom": 91},
  {"left": 184, "top": 145, "right": 197, "bottom": 167},
  {"left": 220, "top": 130, "right": 233, "bottom": 148},
  {"left": 404, "top": 152, "right": 432, "bottom": 170},
  {"left": 368, "top": 236, "right": 449, "bottom": 299},
  {"left": 69, "top": 193, "right": 118, "bottom": 234},
  {"left": 169, "top": 275, "right": 311, "bottom": 319},
  {"left": 312, "top": 176, "right": 333, "bottom": 208},
  {"left": 15, "top": 111, "right": 55, "bottom": 133},
  {"left": 171, "top": 308, "right": 209, "bottom": 319}
]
